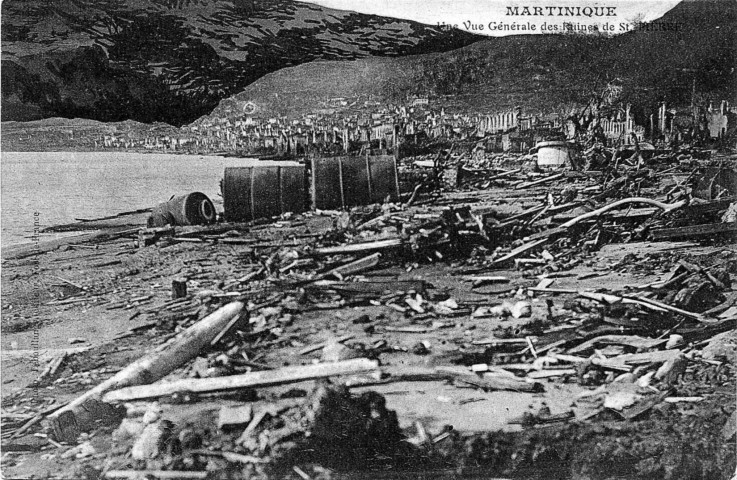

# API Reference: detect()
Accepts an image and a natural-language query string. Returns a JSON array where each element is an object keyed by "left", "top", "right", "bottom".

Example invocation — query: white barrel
[{"left": 536, "top": 141, "right": 569, "bottom": 168}]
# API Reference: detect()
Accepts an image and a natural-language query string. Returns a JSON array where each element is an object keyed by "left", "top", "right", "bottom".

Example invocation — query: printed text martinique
[{"left": 506, "top": 6, "right": 617, "bottom": 17}]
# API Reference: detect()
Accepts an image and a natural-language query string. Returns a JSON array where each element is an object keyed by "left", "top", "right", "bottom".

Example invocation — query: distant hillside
[
  {"left": 203, "top": 0, "right": 735, "bottom": 125},
  {"left": 1, "top": 117, "right": 180, "bottom": 151},
  {"left": 1, "top": 0, "right": 480, "bottom": 126}
]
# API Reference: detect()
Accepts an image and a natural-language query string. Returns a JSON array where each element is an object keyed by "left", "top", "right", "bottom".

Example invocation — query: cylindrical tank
[
  {"left": 536, "top": 141, "right": 570, "bottom": 169},
  {"left": 148, "top": 192, "right": 216, "bottom": 227}
]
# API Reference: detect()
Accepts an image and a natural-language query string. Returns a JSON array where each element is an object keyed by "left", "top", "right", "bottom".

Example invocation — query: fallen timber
[
  {"left": 47, "top": 302, "right": 245, "bottom": 441},
  {"left": 3, "top": 145, "right": 736, "bottom": 480},
  {"left": 103, "top": 358, "right": 379, "bottom": 402}
]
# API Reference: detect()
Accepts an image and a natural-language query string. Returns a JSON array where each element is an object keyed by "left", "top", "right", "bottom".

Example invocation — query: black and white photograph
[{"left": 1, "top": 0, "right": 735, "bottom": 478}]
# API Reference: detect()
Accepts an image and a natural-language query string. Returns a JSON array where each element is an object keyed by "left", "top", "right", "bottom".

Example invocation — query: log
[
  {"left": 559, "top": 198, "right": 686, "bottom": 229},
  {"left": 103, "top": 358, "right": 379, "bottom": 402},
  {"left": 47, "top": 302, "right": 245, "bottom": 440}
]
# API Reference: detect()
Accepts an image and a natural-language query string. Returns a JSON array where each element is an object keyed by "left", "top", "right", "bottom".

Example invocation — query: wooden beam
[
  {"left": 314, "top": 238, "right": 402, "bottom": 255},
  {"left": 103, "top": 358, "right": 379, "bottom": 403},
  {"left": 559, "top": 198, "right": 686, "bottom": 229},
  {"left": 514, "top": 173, "right": 565, "bottom": 190},
  {"left": 650, "top": 222, "right": 737, "bottom": 241},
  {"left": 489, "top": 238, "right": 548, "bottom": 266},
  {"left": 47, "top": 302, "right": 245, "bottom": 439}
]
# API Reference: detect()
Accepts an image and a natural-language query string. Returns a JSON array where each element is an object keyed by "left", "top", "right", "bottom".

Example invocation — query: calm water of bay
[{"left": 1, "top": 152, "right": 260, "bottom": 246}]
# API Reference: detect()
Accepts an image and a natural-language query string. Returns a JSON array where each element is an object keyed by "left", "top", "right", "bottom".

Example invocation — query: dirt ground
[{"left": 2, "top": 154, "right": 736, "bottom": 479}]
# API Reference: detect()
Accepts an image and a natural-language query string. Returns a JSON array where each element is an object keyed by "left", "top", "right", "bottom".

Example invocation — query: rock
[
  {"left": 674, "top": 281, "right": 717, "bottom": 312},
  {"left": 292, "top": 383, "right": 407, "bottom": 469},
  {"left": 721, "top": 202, "right": 737, "bottom": 223},
  {"left": 218, "top": 404, "right": 253, "bottom": 430},
  {"left": 112, "top": 418, "right": 145, "bottom": 443},
  {"left": 178, "top": 427, "right": 202, "bottom": 449},
  {"left": 509, "top": 301, "right": 532, "bottom": 319},
  {"left": 636, "top": 371, "right": 655, "bottom": 388},
  {"left": 321, "top": 342, "right": 359, "bottom": 362},
  {"left": 438, "top": 298, "right": 458, "bottom": 310},
  {"left": 604, "top": 391, "right": 642, "bottom": 410},
  {"left": 142, "top": 404, "right": 162, "bottom": 424},
  {"left": 411, "top": 341, "right": 431, "bottom": 355},
  {"left": 702, "top": 330, "right": 737, "bottom": 363},
  {"left": 352, "top": 314, "right": 371, "bottom": 324},
  {"left": 654, "top": 353, "right": 688, "bottom": 386},
  {"left": 665, "top": 334, "right": 684, "bottom": 349},
  {"left": 131, "top": 421, "right": 176, "bottom": 460},
  {"left": 190, "top": 357, "right": 210, "bottom": 378},
  {"left": 68, "top": 338, "right": 87, "bottom": 344},
  {"left": 472, "top": 305, "right": 509, "bottom": 318},
  {"left": 405, "top": 295, "right": 425, "bottom": 313}
]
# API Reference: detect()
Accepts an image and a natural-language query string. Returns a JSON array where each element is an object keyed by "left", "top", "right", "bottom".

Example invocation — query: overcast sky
[{"left": 300, "top": 0, "right": 681, "bottom": 36}]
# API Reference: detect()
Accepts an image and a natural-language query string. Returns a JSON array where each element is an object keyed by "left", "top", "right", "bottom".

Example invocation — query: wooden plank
[
  {"left": 103, "top": 359, "right": 379, "bottom": 402},
  {"left": 515, "top": 173, "right": 565, "bottom": 190},
  {"left": 299, "top": 334, "right": 355, "bottom": 355},
  {"left": 489, "top": 238, "right": 548, "bottom": 266},
  {"left": 48, "top": 302, "right": 245, "bottom": 439},
  {"left": 650, "top": 222, "right": 737, "bottom": 241},
  {"left": 323, "top": 279, "right": 427, "bottom": 294},
  {"left": 314, "top": 238, "right": 403, "bottom": 255},
  {"left": 434, "top": 366, "right": 542, "bottom": 393},
  {"left": 681, "top": 197, "right": 736, "bottom": 215},
  {"left": 327, "top": 253, "right": 381, "bottom": 278}
]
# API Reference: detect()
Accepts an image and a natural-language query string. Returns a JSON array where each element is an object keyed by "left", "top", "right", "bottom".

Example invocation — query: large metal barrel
[
  {"left": 222, "top": 165, "right": 306, "bottom": 222},
  {"left": 536, "top": 141, "right": 571, "bottom": 169},
  {"left": 148, "top": 192, "right": 216, "bottom": 227}
]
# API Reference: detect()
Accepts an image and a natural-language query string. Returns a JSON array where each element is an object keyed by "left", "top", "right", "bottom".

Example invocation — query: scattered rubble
[{"left": 1, "top": 142, "right": 735, "bottom": 479}]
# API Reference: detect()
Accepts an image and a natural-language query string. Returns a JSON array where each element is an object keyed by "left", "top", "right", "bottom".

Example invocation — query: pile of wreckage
[{"left": 2, "top": 142, "right": 735, "bottom": 479}]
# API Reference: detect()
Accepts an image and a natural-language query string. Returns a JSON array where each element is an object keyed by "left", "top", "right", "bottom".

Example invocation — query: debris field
[{"left": 1, "top": 145, "right": 736, "bottom": 479}]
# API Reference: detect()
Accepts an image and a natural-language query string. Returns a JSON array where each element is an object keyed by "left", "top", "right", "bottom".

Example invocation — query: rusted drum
[
  {"left": 148, "top": 192, "right": 216, "bottom": 227},
  {"left": 311, "top": 155, "right": 399, "bottom": 209},
  {"left": 222, "top": 165, "right": 306, "bottom": 222}
]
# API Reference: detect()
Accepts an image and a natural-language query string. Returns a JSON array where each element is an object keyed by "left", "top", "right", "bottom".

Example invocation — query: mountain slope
[
  {"left": 203, "top": 0, "right": 735, "bottom": 124},
  {"left": 1, "top": 0, "right": 480, "bottom": 126}
]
